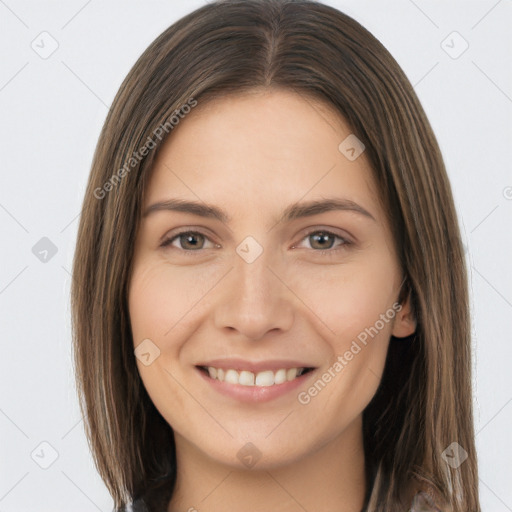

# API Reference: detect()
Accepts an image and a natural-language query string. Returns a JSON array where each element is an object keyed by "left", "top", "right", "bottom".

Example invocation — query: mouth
[
  {"left": 195, "top": 361, "right": 317, "bottom": 403},
  {"left": 196, "top": 365, "right": 315, "bottom": 387}
]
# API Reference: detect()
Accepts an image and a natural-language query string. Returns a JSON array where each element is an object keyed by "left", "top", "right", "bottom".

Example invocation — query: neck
[{"left": 167, "top": 415, "right": 367, "bottom": 512}]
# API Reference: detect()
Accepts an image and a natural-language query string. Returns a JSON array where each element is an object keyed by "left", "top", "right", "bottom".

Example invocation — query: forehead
[{"left": 145, "top": 88, "right": 382, "bottom": 223}]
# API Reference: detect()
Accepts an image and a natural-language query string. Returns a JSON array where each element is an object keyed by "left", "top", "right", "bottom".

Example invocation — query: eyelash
[{"left": 160, "top": 229, "right": 352, "bottom": 257}]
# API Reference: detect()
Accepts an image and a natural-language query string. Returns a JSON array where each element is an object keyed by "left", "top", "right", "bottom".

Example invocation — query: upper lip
[{"left": 196, "top": 358, "right": 317, "bottom": 373}]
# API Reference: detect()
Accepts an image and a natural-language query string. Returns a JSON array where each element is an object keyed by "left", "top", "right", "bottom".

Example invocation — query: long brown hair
[{"left": 71, "top": 1, "right": 480, "bottom": 510}]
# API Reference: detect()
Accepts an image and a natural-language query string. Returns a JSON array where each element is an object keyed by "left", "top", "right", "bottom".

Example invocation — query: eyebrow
[{"left": 143, "top": 197, "right": 376, "bottom": 225}]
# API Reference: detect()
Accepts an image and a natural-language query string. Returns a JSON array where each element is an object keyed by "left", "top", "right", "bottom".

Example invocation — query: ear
[{"left": 391, "top": 286, "right": 417, "bottom": 338}]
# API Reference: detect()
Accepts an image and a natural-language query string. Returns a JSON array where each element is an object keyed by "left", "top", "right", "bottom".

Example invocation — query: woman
[{"left": 71, "top": 1, "right": 481, "bottom": 511}]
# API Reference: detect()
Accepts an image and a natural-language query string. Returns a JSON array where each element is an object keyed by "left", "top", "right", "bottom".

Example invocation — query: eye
[
  {"left": 160, "top": 230, "right": 218, "bottom": 252},
  {"left": 294, "top": 229, "right": 352, "bottom": 255}
]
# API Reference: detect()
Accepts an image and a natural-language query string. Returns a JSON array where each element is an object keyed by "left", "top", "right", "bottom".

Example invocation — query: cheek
[
  {"left": 128, "top": 263, "right": 207, "bottom": 428},
  {"left": 129, "top": 265, "right": 174, "bottom": 347},
  {"left": 128, "top": 261, "right": 221, "bottom": 345},
  {"left": 329, "top": 286, "right": 397, "bottom": 352},
  {"left": 290, "top": 251, "right": 399, "bottom": 341},
  {"left": 290, "top": 256, "right": 397, "bottom": 408}
]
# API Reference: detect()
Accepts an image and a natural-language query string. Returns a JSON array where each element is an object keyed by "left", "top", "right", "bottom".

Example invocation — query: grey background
[{"left": 0, "top": 0, "right": 511, "bottom": 510}]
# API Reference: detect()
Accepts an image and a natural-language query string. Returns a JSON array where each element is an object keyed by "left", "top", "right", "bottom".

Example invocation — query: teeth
[
  {"left": 287, "top": 368, "right": 298, "bottom": 381},
  {"left": 239, "top": 370, "right": 255, "bottom": 386},
  {"left": 274, "top": 369, "right": 287, "bottom": 384},
  {"left": 204, "top": 366, "right": 309, "bottom": 387},
  {"left": 255, "top": 370, "right": 274, "bottom": 387},
  {"left": 225, "top": 369, "right": 239, "bottom": 384}
]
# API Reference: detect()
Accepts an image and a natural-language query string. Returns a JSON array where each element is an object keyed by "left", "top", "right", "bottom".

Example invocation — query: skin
[{"left": 128, "top": 88, "right": 416, "bottom": 512}]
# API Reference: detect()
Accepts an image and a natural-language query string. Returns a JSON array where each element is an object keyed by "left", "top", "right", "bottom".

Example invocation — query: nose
[{"left": 213, "top": 247, "right": 294, "bottom": 341}]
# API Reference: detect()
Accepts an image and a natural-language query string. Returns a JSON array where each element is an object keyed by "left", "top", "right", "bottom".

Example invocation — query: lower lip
[{"left": 196, "top": 367, "right": 316, "bottom": 403}]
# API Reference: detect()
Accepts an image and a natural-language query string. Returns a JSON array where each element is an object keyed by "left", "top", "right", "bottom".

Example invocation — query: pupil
[
  {"left": 312, "top": 232, "right": 332, "bottom": 249},
  {"left": 183, "top": 233, "right": 202, "bottom": 249}
]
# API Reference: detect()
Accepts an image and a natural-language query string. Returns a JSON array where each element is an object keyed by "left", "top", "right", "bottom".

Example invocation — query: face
[{"left": 128, "top": 88, "right": 415, "bottom": 470}]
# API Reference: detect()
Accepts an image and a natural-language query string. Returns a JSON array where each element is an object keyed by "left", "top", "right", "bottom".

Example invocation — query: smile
[
  {"left": 199, "top": 366, "right": 314, "bottom": 387},
  {"left": 195, "top": 363, "right": 317, "bottom": 403}
]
